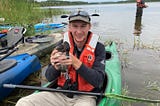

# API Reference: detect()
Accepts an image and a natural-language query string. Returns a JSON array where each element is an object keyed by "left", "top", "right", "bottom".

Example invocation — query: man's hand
[
  {"left": 50, "top": 49, "right": 82, "bottom": 71},
  {"left": 69, "top": 53, "right": 82, "bottom": 70},
  {"left": 50, "top": 49, "right": 63, "bottom": 70}
]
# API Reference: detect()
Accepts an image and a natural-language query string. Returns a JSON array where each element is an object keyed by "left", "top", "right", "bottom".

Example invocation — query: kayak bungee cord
[{"left": 3, "top": 84, "right": 160, "bottom": 103}]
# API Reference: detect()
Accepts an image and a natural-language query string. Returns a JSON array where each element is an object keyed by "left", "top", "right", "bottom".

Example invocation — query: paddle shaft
[
  {"left": 0, "top": 48, "right": 18, "bottom": 61},
  {"left": 3, "top": 84, "right": 104, "bottom": 97},
  {"left": 4, "top": 84, "right": 160, "bottom": 103}
]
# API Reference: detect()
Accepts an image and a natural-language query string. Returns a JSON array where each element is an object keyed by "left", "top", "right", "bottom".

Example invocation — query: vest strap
[
  {"left": 88, "top": 34, "right": 99, "bottom": 49},
  {"left": 63, "top": 32, "right": 70, "bottom": 45}
]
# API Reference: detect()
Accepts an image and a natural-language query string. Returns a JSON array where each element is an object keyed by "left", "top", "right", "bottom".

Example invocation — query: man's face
[{"left": 69, "top": 20, "right": 91, "bottom": 48}]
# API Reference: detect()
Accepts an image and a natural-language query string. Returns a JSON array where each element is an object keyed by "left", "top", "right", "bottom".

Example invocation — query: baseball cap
[{"left": 68, "top": 11, "right": 91, "bottom": 23}]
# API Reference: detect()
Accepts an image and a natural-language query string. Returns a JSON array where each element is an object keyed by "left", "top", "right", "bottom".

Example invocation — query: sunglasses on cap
[{"left": 69, "top": 11, "right": 91, "bottom": 21}]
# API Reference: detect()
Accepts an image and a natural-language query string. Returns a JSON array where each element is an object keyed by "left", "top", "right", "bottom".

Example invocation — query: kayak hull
[{"left": 0, "top": 53, "right": 41, "bottom": 101}]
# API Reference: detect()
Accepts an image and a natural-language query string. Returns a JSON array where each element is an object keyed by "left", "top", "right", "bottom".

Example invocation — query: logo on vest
[{"left": 87, "top": 55, "right": 93, "bottom": 62}]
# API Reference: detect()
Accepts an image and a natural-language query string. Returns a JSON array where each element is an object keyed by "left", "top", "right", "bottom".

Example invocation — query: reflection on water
[
  {"left": 133, "top": 16, "right": 142, "bottom": 50},
  {"left": 134, "top": 16, "right": 142, "bottom": 35}
]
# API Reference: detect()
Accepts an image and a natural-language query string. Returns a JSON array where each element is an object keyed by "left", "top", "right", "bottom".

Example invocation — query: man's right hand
[{"left": 50, "top": 49, "right": 63, "bottom": 70}]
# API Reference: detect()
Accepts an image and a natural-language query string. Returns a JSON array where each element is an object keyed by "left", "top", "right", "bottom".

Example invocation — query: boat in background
[
  {"left": 12, "top": 33, "right": 63, "bottom": 58},
  {"left": 0, "top": 26, "right": 41, "bottom": 101},
  {"left": 0, "top": 26, "right": 63, "bottom": 58},
  {"left": 0, "top": 23, "right": 12, "bottom": 30},
  {"left": 34, "top": 23, "right": 65, "bottom": 33},
  {"left": 0, "top": 23, "right": 11, "bottom": 39}
]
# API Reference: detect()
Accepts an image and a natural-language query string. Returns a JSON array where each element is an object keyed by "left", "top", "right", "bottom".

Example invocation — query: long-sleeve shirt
[{"left": 45, "top": 39, "right": 106, "bottom": 92}]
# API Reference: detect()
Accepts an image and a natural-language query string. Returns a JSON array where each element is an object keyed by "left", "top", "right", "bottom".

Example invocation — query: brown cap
[{"left": 69, "top": 11, "right": 91, "bottom": 23}]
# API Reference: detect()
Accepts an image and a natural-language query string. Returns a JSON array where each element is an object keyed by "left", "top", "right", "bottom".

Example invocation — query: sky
[{"left": 36, "top": 0, "right": 120, "bottom": 2}]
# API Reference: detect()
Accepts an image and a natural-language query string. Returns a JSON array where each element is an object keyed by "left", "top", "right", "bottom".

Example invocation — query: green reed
[{"left": 0, "top": 0, "right": 65, "bottom": 36}]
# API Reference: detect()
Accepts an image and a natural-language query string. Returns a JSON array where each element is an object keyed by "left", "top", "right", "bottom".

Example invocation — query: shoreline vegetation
[{"left": 0, "top": 0, "right": 66, "bottom": 36}]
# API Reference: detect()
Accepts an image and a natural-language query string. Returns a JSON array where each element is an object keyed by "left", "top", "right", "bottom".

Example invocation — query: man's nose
[{"left": 76, "top": 27, "right": 82, "bottom": 33}]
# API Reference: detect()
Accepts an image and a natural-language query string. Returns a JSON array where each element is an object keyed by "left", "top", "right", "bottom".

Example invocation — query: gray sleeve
[{"left": 45, "top": 64, "right": 61, "bottom": 82}]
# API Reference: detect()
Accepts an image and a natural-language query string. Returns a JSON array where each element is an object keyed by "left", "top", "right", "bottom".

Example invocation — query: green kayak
[{"left": 98, "top": 41, "right": 121, "bottom": 106}]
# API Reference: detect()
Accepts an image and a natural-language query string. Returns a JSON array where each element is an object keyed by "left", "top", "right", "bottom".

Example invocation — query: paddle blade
[
  {"left": 91, "top": 14, "right": 100, "bottom": 16},
  {"left": 61, "top": 15, "right": 68, "bottom": 18}
]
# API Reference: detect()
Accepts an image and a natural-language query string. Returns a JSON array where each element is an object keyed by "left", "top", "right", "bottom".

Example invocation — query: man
[{"left": 16, "top": 10, "right": 106, "bottom": 106}]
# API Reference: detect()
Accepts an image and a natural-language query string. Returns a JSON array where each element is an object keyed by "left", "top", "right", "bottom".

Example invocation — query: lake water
[
  {"left": 51, "top": 2, "right": 160, "bottom": 45},
  {"left": 48, "top": 2, "right": 160, "bottom": 106}
]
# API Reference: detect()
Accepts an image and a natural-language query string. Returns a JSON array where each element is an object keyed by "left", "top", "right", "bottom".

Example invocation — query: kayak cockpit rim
[{"left": 105, "top": 51, "right": 112, "bottom": 60}]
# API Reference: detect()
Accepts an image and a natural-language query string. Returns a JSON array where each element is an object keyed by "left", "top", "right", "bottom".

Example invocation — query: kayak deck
[
  {"left": 0, "top": 53, "right": 41, "bottom": 101},
  {"left": 98, "top": 42, "right": 121, "bottom": 106}
]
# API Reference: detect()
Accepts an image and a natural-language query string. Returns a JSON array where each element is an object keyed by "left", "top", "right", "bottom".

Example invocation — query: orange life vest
[{"left": 58, "top": 32, "right": 99, "bottom": 91}]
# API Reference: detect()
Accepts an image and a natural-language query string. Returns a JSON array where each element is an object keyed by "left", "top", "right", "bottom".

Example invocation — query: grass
[{"left": 0, "top": 0, "right": 66, "bottom": 36}]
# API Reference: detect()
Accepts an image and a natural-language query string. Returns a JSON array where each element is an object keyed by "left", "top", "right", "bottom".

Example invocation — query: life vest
[{"left": 58, "top": 32, "right": 99, "bottom": 91}]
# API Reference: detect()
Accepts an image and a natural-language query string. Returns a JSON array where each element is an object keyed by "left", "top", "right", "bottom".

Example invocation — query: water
[
  {"left": 49, "top": 3, "right": 160, "bottom": 106},
  {"left": 52, "top": 2, "right": 160, "bottom": 45}
]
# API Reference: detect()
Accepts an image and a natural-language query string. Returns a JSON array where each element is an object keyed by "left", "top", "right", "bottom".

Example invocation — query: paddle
[
  {"left": 3, "top": 84, "right": 102, "bottom": 96},
  {"left": 91, "top": 13, "right": 100, "bottom": 16},
  {"left": 0, "top": 47, "right": 18, "bottom": 61},
  {"left": 61, "top": 15, "right": 68, "bottom": 18},
  {"left": 61, "top": 13, "right": 100, "bottom": 18},
  {"left": 3, "top": 84, "right": 160, "bottom": 103}
]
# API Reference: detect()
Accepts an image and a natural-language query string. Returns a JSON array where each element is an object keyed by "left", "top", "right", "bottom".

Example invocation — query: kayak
[
  {"left": 0, "top": 23, "right": 12, "bottom": 29},
  {"left": 34, "top": 23, "right": 65, "bottom": 33},
  {"left": 98, "top": 41, "right": 121, "bottom": 106},
  {"left": 0, "top": 53, "right": 41, "bottom": 101}
]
